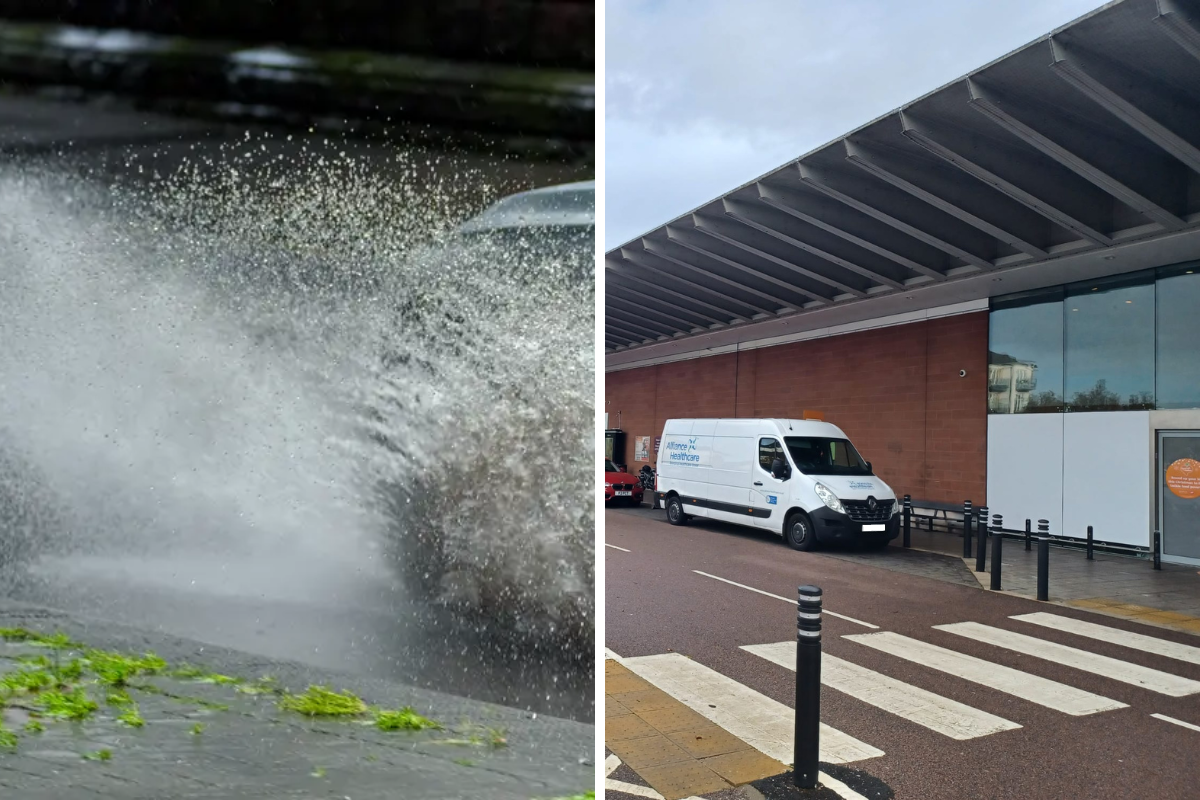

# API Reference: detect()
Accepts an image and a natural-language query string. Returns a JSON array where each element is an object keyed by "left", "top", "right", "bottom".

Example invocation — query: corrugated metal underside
[{"left": 605, "top": 0, "right": 1200, "bottom": 352}]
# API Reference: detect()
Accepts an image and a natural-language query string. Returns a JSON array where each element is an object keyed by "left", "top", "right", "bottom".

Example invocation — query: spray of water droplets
[{"left": 0, "top": 135, "right": 594, "bottom": 645}]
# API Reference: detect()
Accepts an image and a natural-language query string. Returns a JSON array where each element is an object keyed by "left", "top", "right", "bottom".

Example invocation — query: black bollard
[
  {"left": 993, "top": 515, "right": 1003, "bottom": 592},
  {"left": 963, "top": 500, "right": 973, "bottom": 558},
  {"left": 794, "top": 586, "right": 822, "bottom": 789},
  {"left": 902, "top": 495, "right": 911, "bottom": 548},
  {"left": 1037, "top": 519, "right": 1050, "bottom": 601},
  {"left": 1153, "top": 530, "right": 1162, "bottom": 571},
  {"left": 1025, "top": 519, "right": 1031, "bottom": 552},
  {"left": 1086, "top": 525, "right": 1094, "bottom": 560},
  {"left": 976, "top": 506, "right": 989, "bottom": 573}
]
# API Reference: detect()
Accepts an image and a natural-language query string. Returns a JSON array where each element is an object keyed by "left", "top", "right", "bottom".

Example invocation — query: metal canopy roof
[{"left": 605, "top": 0, "right": 1200, "bottom": 355}]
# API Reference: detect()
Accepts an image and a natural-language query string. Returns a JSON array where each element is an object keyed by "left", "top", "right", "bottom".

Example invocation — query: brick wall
[{"left": 604, "top": 312, "right": 989, "bottom": 504}]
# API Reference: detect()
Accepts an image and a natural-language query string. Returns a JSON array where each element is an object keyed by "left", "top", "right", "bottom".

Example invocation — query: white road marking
[
  {"left": 621, "top": 652, "right": 883, "bottom": 764},
  {"left": 605, "top": 647, "right": 625, "bottom": 663},
  {"left": 844, "top": 631, "right": 1127, "bottom": 715},
  {"left": 606, "top": 543, "right": 631, "bottom": 552},
  {"left": 1011, "top": 612, "right": 1200, "bottom": 667},
  {"left": 819, "top": 770, "right": 872, "bottom": 800},
  {"left": 743, "top": 641, "right": 1020, "bottom": 740},
  {"left": 1151, "top": 713, "right": 1200, "bottom": 733},
  {"left": 604, "top": 778, "right": 666, "bottom": 799},
  {"left": 936, "top": 621, "right": 1200, "bottom": 697},
  {"left": 603, "top": 753, "right": 669, "bottom": 799},
  {"left": 692, "top": 570, "right": 879, "bottom": 629}
]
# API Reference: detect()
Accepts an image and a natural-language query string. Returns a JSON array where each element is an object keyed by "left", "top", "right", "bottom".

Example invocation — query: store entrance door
[{"left": 1159, "top": 431, "right": 1200, "bottom": 565}]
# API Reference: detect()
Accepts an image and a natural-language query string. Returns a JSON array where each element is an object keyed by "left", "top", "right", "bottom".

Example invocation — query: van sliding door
[{"left": 701, "top": 435, "right": 752, "bottom": 523}]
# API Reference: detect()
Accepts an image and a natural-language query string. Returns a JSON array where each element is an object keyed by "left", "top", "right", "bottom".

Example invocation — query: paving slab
[{"left": 604, "top": 660, "right": 788, "bottom": 799}]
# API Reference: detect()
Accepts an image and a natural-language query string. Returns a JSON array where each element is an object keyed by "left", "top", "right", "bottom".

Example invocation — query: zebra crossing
[{"left": 612, "top": 611, "right": 1200, "bottom": 765}]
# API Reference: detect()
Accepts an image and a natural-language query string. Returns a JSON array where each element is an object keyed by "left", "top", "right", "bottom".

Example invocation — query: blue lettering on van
[
  {"left": 848, "top": 481, "right": 874, "bottom": 490},
  {"left": 767, "top": 495, "right": 777, "bottom": 505},
  {"left": 664, "top": 437, "right": 701, "bottom": 463}
]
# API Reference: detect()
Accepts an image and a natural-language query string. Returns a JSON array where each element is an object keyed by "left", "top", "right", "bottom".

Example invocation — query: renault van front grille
[{"left": 842, "top": 499, "right": 893, "bottom": 521}]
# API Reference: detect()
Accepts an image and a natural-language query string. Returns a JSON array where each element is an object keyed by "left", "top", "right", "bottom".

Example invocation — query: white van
[{"left": 655, "top": 418, "right": 899, "bottom": 550}]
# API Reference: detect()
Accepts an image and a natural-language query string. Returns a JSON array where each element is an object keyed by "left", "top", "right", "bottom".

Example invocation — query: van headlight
[
  {"left": 814, "top": 483, "right": 845, "bottom": 514},
  {"left": 891, "top": 500, "right": 900, "bottom": 517}
]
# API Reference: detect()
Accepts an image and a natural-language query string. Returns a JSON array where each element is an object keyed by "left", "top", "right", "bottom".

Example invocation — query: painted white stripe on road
[
  {"left": 1151, "top": 713, "right": 1200, "bottom": 733},
  {"left": 606, "top": 543, "right": 631, "bottom": 552},
  {"left": 1012, "top": 612, "right": 1200, "bottom": 667},
  {"left": 818, "top": 770, "right": 872, "bottom": 800},
  {"left": 692, "top": 570, "right": 879, "bottom": 629},
  {"left": 936, "top": 622, "right": 1200, "bottom": 697},
  {"left": 606, "top": 753, "right": 621, "bottom": 777},
  {"left": 743, "top": 641, "right": 1020, "bottom": 740},
  {"left": 621, "top": 652, "right": 883, "bottom": 765},
  {"left": 845, "top": 631, "right": 1127, "bottom": 716},
  {"left": 604, "top": 778, "right": 665, "bottom": 799},
  {"left": 605, "top": 647, "right": 625, "bottom": 663}
]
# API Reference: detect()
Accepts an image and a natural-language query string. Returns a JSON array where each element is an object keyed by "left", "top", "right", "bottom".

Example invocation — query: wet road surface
[
  {"left": 5, "top": 551, "right": 591, "bottom": 721},
  {"left": 606, "top": 506, "right": 1200, "bottom": 799}
]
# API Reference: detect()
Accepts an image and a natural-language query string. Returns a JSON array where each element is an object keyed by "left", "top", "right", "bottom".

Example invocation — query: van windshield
[{"left": 785, "top": 437, "right": 871, "bottom": 476}]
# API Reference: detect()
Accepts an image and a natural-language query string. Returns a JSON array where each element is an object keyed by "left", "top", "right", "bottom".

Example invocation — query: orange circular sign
[{"left": 1166, "top": 458, "right": 1200, "bottom": 500}]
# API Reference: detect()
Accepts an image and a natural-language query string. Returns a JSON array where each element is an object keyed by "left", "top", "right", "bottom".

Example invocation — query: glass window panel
[
  {"left": 758, "top": 438, "right": 784, "bottom": 472},
  {"left": 988, "top": 290, "right": 1064, "bottom": 413},
  {"left": 1065, "top": 274, "right": 1154, "bottom": 411},
  {"left": 1157, "top": 264, "right": 1200, "bottom": 409}
]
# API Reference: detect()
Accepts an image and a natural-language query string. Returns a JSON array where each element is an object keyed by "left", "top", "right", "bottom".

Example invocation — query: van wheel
[
  {"left": 785, "top": 512, "right": 816, "bottom": 551},
  {"left": 666, "top": 496, "right": 688, "bottom": 526}
]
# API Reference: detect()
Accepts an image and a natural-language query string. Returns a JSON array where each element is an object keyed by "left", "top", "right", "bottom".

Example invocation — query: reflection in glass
[
  {"left": 1157, "top": 265, "right": 1200, "bottom": 409},
  {"left": 1065, "top": 275, "right": 1154, "bottom": 411},
  {"left": 988, "top": 290, "right": 1063, "bottom": 413}
]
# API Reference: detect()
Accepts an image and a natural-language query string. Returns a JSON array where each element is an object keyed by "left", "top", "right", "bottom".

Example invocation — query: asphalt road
[
  {"left": 0, "top": 597, "right": 594, "bottom": 799},
  {"left": 5, "top": 550, "right": 590, "bottom": 721},
  {"left": 0, "top": 92, "right": 592, "bottom": 723},
  {"left": 606, "top": 505, "right": 1200, "bottom": 800}
]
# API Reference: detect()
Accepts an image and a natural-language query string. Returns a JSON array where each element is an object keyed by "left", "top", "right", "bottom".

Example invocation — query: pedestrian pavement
[
  {"left": 604, "top": 606, "right": 1200, "bottom": 800},
  {"left": 845, "top": 528, "right": 1200, "bottom": 636},
  {"left": 893, "top": 524, "right": 1200, "bottom": 635},
  {"left": 0, "top": 600, "right": 593, "bottom": 800},
  {"left": 605, "top": 657, "right": 788, "bottom": 799}
]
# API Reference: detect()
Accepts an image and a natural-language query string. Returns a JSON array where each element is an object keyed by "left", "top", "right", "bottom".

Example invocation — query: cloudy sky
[{"left": 605, "top": 0, "right": 1108, "bottom": 250}]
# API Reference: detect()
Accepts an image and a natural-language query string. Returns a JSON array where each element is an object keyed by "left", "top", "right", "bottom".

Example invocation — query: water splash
[{"left": 0, "top": 136, "right": 594, "bottom": 647}]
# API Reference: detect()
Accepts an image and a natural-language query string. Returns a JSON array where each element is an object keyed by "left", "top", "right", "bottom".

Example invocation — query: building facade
[{"left": 605, "top": 0, "right": 1200, "bottom": 564}]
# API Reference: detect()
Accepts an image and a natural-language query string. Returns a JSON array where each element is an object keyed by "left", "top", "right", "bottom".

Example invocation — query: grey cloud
[{"left": 605, "top": 0, "right": 1108, "bottom": 248}]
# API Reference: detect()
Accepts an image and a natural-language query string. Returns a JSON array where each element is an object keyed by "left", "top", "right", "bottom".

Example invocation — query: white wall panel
[
  {"left": 1062, "top": 412, "right": 1150, "bottom": 547},
  {"left": 988, "top": 414, "right": 1064, "bottom": 534}
]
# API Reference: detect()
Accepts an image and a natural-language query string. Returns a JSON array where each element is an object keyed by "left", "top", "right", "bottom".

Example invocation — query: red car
[{"left": 604, "top": 459, "right": 643, "bottom": 505}]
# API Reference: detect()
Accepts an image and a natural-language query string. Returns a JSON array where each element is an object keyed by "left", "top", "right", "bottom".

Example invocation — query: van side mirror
[
  {"left": 865, "top": 461, "right": 873, "bottom": 474},
  {"left": 770, "top": 458, "right": 791, "bottom": 481}
]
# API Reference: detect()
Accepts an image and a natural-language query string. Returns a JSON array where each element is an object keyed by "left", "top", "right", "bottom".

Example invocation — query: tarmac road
[
  {"left": 5, "top": 550, "right": 590, "bottom": 721},
  {"left": 606, "top": 505, "right": 1200, "bottom": 800},
  {"left": 0, "top": 597, "right": 594, "bottom": 799}
]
